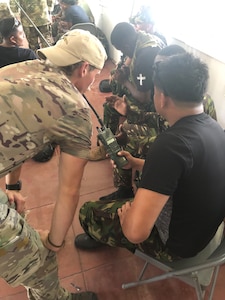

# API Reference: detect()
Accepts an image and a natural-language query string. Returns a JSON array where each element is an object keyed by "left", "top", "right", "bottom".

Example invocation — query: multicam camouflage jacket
[{"left": 0, "top": 60, "right": 92, "bottom": 177}]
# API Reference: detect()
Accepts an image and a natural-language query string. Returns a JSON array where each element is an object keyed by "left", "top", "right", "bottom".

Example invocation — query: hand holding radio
[{"left": 97, "top": 126, "right": 128, "bottom": 168}]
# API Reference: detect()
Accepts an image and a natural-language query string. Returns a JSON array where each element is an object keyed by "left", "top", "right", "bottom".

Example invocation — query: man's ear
[
  {"left": 9, "top": 35, "right": 17, "bottom": 45},
  {"left": 79, "top": 62, "right": 89, "bottom": 77},
  {"left": 160, "top": 92, "right": 169, "bottom": 108}
]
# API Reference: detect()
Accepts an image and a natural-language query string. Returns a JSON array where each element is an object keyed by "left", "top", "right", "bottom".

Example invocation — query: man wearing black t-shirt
[
  {"left": 75, "top": 52, "right": 225, "bottom": 261},
  {"left": 0, "top": 17, "right": 37, "bottom": 68}
]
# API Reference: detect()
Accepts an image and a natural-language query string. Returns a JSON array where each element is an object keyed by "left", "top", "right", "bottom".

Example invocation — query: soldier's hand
[
  {"left": 105, "top": 95, "right": 118, "bottom": 106},
  {"left": 118, "top": 201, "right": 132, "bottom": 226},
  {"left": 38, "top": 229, "right": 49, "bottom": 247},
  {"left": 113, "top": 68, "right": 128, "bottom": 84},
  {"left": 5, "top": 190, "right": 26, "bottom": 215},
  {"left": 110, "top": 150, "right": 132, "bottom": 170},
  {"left": 115, "top": 150, "right": 144, "bottom": 171}
]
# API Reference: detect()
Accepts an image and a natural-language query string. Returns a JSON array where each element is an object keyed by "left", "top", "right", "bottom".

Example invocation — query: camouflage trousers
[
  {"left": 79, "top": 199, "right": 180, "bottom": 262},
  {"left": 0, "top": 190, "right": 72, "bottom": 300},
  {"left": 103, "top": 111, "right": 168, "bottom": 189},
  {"left": 203, "top": 94, "right": 217, "bottom": 121},
  {"left": 23, "top": 24, "right": 53, "bottom": 51},
  {"left": 113, "top": 121, "right": 159, "bottom": 188}
]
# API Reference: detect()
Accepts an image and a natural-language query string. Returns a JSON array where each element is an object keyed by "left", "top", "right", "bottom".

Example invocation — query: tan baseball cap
[{"left": 37, "top": 29, "right": 107, "bottom": 69}]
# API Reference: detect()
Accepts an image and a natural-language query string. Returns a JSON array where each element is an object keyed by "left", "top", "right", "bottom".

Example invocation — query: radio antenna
[{"left": 83, "top": 94, "right": 104, "bottom": 128}]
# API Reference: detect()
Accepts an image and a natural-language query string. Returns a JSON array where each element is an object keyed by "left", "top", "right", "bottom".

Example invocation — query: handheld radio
[{"left": 83, "top": 95, "right": 128, "bottom": 168}]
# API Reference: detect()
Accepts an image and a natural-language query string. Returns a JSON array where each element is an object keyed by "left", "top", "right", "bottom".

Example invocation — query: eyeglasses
[{"left": 11, "top": 18, "right": 20, "bottom": 31}]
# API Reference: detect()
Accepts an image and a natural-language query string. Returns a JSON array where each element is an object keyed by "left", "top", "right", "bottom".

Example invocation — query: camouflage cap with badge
[{"left": 37, "top": 29, "right": 107, "bottom": 69}]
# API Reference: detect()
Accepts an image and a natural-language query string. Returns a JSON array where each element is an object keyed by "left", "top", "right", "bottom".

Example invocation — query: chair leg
[
  {"left": 192, "top": 266, "right": 220, "bottom": 300},
  {"left": 208, "top": 266, "right": 220, "bottom": 300},
  {"left": 192, "top": 274, "right": 205, "bottom": 300},
  {"left": 138, "top": 262, "right": 149, "bottom": 280}
]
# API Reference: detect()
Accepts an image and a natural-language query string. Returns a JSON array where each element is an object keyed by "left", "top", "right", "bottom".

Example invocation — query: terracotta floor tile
[
  {"left": 0, "top": 290, "right": 27, "bottom": 300},
  {"left": 0, "top": 280, "right": 26, "bottom": 299},
  {"left": 60, "top": 273, "right": 85, "bottom": 295},
  {"left": 82, "top": 254, "right": 198, "bottom": 300},
  {"left": 80, "top": 160, "right": 115, "bottom": 197},
  {"left": 1, "top": 58, "right": 225, "bottom": 300}
]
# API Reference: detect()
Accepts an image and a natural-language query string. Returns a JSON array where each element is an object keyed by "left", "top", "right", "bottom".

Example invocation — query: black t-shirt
[
  {"left": 0, "top": 46, "right": 37, "bottom": 68},
  {"left": 133, "top": 46, "right": 160, "bottom": 93},
  {"left": 140, "top": 113, "right": 225, "bottom": 258}
]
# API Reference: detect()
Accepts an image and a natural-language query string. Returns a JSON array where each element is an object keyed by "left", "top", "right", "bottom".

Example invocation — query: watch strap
[{"left": 6, "top": 180, "right": 22, "bottom": 191}]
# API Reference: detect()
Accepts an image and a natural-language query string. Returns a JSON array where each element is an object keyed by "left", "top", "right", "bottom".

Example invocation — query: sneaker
[
  {"left": 72, "top": 291, "right": 98, "bottom": 300},
  {"left": 74, "top": 233, "right": 103, "bottom": 250},
  {"left": 99, "top": 187, "right": 134, "bottom": 201},
  {"left": 88, "top": 145, "right": 107, "bottom": 161}
]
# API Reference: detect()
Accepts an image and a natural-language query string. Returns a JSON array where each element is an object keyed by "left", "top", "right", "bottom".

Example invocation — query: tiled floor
[{"left": 0, "top": 59, "right": 225, "bottom": 300}]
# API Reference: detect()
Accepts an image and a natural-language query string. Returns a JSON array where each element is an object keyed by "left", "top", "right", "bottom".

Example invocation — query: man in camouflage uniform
[
  {"left": 99, "top": 43, "right": 218, "bottom": 201},
  {"left": 93, "top": 22, "right": 165, "bottom": 201},
  {"left": 0, "top": 29, "right": 107, "bottom": 300},
  {"left": 12, "top": 0, "right": 53, "bottom": 50}
]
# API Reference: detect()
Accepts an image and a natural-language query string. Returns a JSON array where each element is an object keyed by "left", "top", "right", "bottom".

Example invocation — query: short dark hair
[
  {"left": 110, "top": 22, "right": 137, "bottom": 50},
  {"left": 153, "top": 52, "right": 209, "bottom": 103},
  {"left": 0, "top": 17, "right": 21, "bottom": 39}
]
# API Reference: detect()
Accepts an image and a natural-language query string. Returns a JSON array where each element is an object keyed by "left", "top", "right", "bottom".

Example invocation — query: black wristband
[
  {"left": 6, "top": 180, "right": 22, "bottom": 191},
  {"left": 47, "top": 234, "right": 65, "bottom": 248}
]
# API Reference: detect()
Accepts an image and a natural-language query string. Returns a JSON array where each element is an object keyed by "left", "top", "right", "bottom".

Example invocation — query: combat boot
[
  {"left": 99, "top": 187, "right": 134, "bottom": 201},
  {"left": 74, "top": 233, "right": 103, "bottom": 250},
  {"left": 72, "top": 291, "right": 98, "bottom": 299}
]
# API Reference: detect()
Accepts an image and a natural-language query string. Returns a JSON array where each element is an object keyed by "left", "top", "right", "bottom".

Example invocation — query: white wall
[
  {"left": 86, "top": 0, "right": 132, "bottom": 63},
  {"left": 86, "top": 0, "right": 225, "bottom": 129}
]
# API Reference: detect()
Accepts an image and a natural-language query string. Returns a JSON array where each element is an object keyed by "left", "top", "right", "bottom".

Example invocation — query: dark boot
[
  {"left": 99, "top": 187, "right": 134, "bottom": 201},
  {"left": 74, "top": 233, "right": 103, "bottom": 250},
  {"left": 72, "top": 291, "right": 98, "bottom": 299}
]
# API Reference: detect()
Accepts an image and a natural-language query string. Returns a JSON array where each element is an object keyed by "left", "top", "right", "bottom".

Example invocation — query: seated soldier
[
  {"left": 96, "top": 44, "right": 218, "bottom": 201},
  {"left": 74, "top": 52, "right": 225, "bottom": 267}
]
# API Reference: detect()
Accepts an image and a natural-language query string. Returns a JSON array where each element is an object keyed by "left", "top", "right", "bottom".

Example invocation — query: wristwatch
[{"left": 6, "top": 180, "right": 22, "bottom": 191}]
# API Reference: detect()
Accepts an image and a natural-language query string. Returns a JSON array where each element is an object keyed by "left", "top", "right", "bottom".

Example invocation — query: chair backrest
[{"left": 70, "top": 22, "right": 98, "bottom": 36}]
